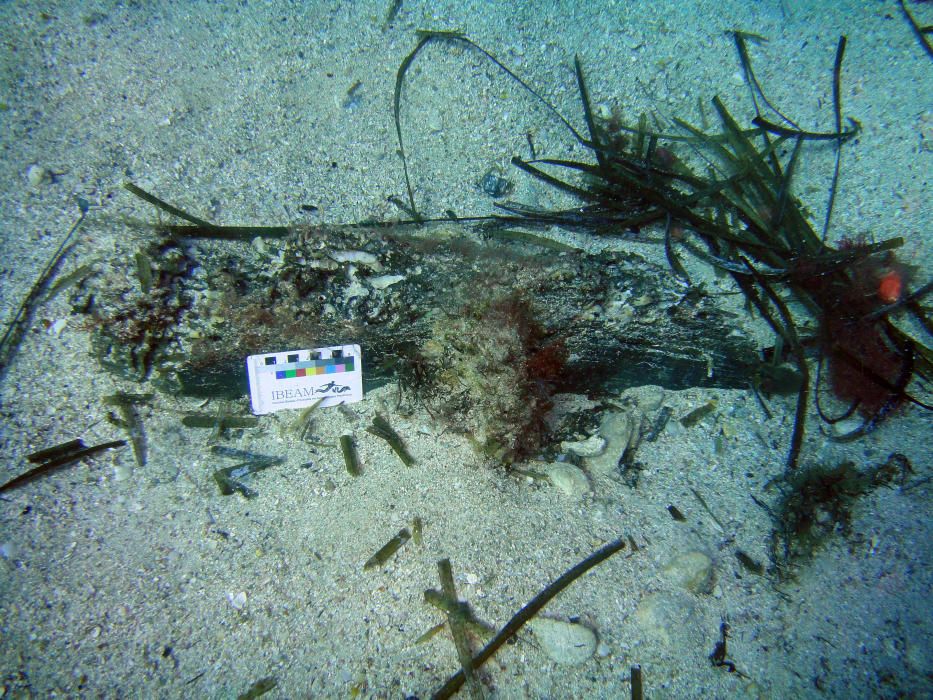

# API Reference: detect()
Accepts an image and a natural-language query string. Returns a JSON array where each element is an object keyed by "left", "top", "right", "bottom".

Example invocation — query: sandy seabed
[{"left": 0, "top": 1, "right": 930, "bottom": 697}]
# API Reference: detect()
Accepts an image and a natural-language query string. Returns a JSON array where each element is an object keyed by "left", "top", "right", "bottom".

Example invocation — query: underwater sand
[{"left": 0, "top": 1, "right": 930, "bottom": 697}]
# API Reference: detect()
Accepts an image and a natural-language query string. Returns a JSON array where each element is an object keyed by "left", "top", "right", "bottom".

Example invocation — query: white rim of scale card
[{"left": 246, "top": 344, "right": 363, "bottom": 415}]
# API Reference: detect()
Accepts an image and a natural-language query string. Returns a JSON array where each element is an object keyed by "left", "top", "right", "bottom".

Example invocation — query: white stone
[
  {"left": 368, "top": 274, "right": 405, "bottom": 290},
  {"left": 662, "top": 551, "right": 714, "bottom": 594},
  {"left": 228, "top": 591, "right": 247, "bottom": 610},
  {"left": 113, "top": 462, "right": 133, "bottom": 481},
  {"left": 622, "top": 384, "right": 665, "bottom": 412},
  {"left": 542, "top": 462, "right": 590, "bottom": 498},
  {"left": 831, "top": 415, "right": 865, "bottom": 438},
  {"left": 561, "top": 434, "right": 606, "bottom": 458},
  {"left": 530, "top": 617, "right": 597, "bottom": 665},
  {"left": 586, "top": 410, "right": 635, "bottom": 474},
  {"left": 331, "top": 250, "right": 379, "bottom": 266},
  {"left": 26, "top": 164, "right": 49, "bottom": 187}
]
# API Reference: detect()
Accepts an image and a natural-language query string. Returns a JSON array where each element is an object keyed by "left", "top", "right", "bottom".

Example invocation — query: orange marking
[{"left": 877, "top": 271, "right": 902, "bottom": 304}]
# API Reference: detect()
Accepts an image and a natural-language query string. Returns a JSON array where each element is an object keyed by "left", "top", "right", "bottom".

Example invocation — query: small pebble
[
  {"left": 530, "top": 617, "right": 597, "bottom": 665},
  {"left": 831, "top": 415, "right": 865, "bottom": 437},
  {"left": 586, "top": 410, "right": 635, "bottom": 474},
  {"left": 622, "top": 384, "right": 665, "bottom": 411},
  {"left": 113, "top": 462, "right": 133, "bottom": 482},
  {"left": 228, "top": 591, "right": 247, "bottom": 610},
  {"left": 26, "top": 164, "right": 51, "bottom": 187},
  {"left": 662, "top": 551, "right": 714, "bottom": 594},
  {"left": 561, "top": 434, "right": 606, "bottom": 458},
  {"left": 542, "top": 462, "right": 590, "bottom": 498},
  {"left": 369, "top": 274, "right": 405, "bottom": 290}
]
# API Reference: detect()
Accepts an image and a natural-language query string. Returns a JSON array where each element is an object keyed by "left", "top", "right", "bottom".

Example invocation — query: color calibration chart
[{"left": 246, "top": 344, "right": 363, "bottom": 414}]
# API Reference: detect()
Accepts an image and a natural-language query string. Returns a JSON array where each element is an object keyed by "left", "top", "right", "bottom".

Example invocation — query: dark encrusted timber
[{"left": 82, "top": 216, "right": 758, "bottom": 401}]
